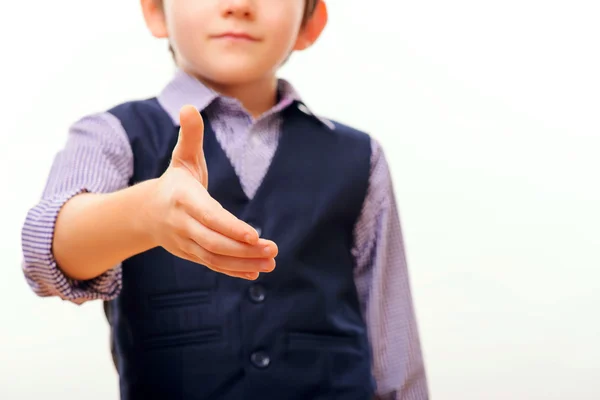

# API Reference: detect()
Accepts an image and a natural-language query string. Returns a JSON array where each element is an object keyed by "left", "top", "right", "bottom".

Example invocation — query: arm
[
  {"left": 21, "top": 112, "right": 134, "bottom": 303},
  {"left": 53, "top": 180, "right": 157, "bottom": 280},
  {"left": 353, "top": 139, "right": 429, "bottom": 400},
  {"left": 21, "top": 106, "right": 277, "bottom": 305}
]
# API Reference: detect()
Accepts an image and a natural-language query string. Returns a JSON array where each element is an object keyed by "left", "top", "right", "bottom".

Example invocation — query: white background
[{"left": 1, "top": 0, "right": 599, "bottom": 399}]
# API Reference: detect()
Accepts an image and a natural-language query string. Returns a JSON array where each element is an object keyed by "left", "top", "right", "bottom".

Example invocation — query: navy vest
[{"left": 104, "top": 98, "right": 375, "bottom": 400}]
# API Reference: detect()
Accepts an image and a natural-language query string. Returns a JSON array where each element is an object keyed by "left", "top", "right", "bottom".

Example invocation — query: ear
[
  {"left": 294, "top": 0, "right": 328, "bottom": 51},
  {"left": 140, "top": 0, "right": 168, "bottom": 39}
]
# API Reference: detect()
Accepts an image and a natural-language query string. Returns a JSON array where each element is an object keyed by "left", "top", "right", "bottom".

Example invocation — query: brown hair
[{"left": 303, "top": 0, "right": 319, "bottom": 25}]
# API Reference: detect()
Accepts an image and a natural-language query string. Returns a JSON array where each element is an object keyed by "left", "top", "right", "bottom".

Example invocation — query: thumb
[{"left": 171, "top": 105, "right": 208, "bottom": 186}]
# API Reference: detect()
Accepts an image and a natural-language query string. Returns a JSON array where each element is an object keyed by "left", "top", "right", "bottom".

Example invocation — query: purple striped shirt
[{"left": 21, "top": 69, "right": 428, "bottom": 400}]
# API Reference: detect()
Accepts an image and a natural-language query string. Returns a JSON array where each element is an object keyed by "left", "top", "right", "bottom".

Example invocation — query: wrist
[{"left": 121, "top": 179, "right": 161, "bottom": 251}]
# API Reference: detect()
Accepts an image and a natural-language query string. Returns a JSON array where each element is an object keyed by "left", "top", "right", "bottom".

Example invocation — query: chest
[{"left": 205, "top": 106, "right": 283, "bottom": 199}]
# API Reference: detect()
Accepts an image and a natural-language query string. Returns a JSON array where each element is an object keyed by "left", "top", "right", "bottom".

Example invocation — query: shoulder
[
  {"left": 104, "top": 98, "right": 175, "bottom": 142},
  {"left": 67, "top": 111, "right": 130, "bottom": 150},
  {"left": 107, "top": 97, "right": 162, "bottom": 114},
  {"left": 308, "top": 110, "right": 378, "bottom": 159},
  {"left": 107, "top": 98, "right": 171, "bottom": 126},
  {"left": 314, "top": 113, "right": 390, "bottom": 180},
  {"left": 332, "top": 120, "right": 372, "bottom": 144},
  {"left": 324, "top": 115, "right": 371, "bottom": 142}
]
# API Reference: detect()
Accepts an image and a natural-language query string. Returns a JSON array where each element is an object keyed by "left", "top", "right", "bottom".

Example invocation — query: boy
[{"left": 21, "top": 0, "right": 428, "bottom": 399}]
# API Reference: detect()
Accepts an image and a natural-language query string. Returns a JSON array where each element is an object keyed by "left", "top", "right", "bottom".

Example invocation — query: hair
[
  {"left": 303, "top": 0, "right": 319, "bottom": 24},
  {"left": 161, "top": 0, "right": 320, "bottom": 59}
]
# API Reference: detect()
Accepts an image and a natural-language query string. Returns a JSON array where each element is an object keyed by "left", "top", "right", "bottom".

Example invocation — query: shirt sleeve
[
  {"left": 21, "top": 112, "right": 133, "bottom": 304},
  {"left": 352, "top": 138, "right": 429, "bottom": 400}
]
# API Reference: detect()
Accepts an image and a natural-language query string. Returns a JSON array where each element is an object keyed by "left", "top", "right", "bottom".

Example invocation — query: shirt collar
[
  {"left": 157, "top": 69, "right": 219, "bottom": 124},
  {"left": 157, "top": 68, "right": 335, "bottom": 130}
]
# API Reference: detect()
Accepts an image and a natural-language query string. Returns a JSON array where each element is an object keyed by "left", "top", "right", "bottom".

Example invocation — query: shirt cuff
[{"left": 21, "top": 188, "right": 122, "bottom": 304}]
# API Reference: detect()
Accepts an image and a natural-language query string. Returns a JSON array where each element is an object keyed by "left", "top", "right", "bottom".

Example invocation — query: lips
[{"left": 212, "top": 32, "right": 258, "bottom": 41}]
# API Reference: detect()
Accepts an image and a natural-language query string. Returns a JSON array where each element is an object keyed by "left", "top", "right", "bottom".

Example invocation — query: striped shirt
[{"left": 20, "top": 69, "right": 428, "bottom": 400}]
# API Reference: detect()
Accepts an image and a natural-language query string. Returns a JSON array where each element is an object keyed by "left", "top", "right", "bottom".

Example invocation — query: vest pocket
[
  {"left": 287, "top": 332, "right": 359, "bottom": 352},
  {"left": 286, "top": 332, "right": 373, "bottom": 399},
  {"left": 148, "top": 289, "right": 211, "bottom": 309},
  {"left": 142, "top": 328, "right": 221, "bottom": 350}
]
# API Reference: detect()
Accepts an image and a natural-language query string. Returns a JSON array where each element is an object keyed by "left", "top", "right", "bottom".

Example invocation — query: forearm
[{"left": 53, "top": 179, "right": 157, "bottom": 280}]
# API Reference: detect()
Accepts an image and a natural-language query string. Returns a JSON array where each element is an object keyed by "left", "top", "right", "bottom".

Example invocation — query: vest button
[
  {"left": 250, "top": 351, "right": 270, "bottom": 369},
  {"left": 248, "top": 284, "right": 266, "bottom": 303},
  {"left": 252, "top": 225, "right": 262, "bottom": 237}
]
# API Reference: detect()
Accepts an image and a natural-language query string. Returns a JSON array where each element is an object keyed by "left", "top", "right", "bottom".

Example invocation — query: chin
[
  {"left": 210, "top": 69, "right": 259, "bottom": 84},
  {"left": 206, "top": 70, "right": 273, "bottom": 89},
  {"left": 189, "top": 58, "right": 278, "bottom": 86}
]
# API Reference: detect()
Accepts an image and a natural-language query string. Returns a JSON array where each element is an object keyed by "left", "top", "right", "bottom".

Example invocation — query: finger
[
  {"left": 178, "top": 249, "right": 260, "bottom": 280},
  {"left": 182, "top": 240, "right": 276, "bottom": 273},
  {"left": 212, "top": 269, "right": 260, "bottom": 281},
  {"left": 187, "top": 217, "right": 278, "bottom": 258},
  {"left": 175, "top": 105, "right": 204, "bottom": 162},
  {"left": 187, "top": 192, "right": 261, "bottom": 245},
  {"left": 171, "top": 105, "right": 208, "bottom": 185}
]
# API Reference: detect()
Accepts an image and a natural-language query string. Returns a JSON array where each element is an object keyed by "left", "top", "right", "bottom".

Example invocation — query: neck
[{"left": 188, "top": 71, "right": 279, "bottom": 119}]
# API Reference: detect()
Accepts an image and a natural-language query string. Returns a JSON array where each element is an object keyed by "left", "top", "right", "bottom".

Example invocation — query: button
[
  {"left": 251, "top": 225, "right": 262, "bottom": 237},
  {"left": 248, "top": 284, "right": 266, "bottom": 303},
  {"left": 250, "top": 351, "right": 270, "bottom": 369}
]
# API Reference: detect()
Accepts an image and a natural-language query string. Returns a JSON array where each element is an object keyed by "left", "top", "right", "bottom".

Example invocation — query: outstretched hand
[{"left": 146, "top": 105, "right": 277, "bottom": 280}]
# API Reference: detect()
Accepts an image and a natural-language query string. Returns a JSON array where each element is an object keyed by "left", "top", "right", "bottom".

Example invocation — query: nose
[{"left": 220, "top": 0, "right": 255, "bottom": 19}]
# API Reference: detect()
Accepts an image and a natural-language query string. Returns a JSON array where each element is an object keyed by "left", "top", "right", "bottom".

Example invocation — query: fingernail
[
  {"left": 263, "top": 246, "right": 272, "bottom": 255},
  {"left": 245, "top": 273, "right": 258, "bottom": 280},
  {"left": 245, "top": 234, "right": 253, "bottom": 244}
]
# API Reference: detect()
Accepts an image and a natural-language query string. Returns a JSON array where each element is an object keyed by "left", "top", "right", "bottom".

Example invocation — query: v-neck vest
[{"left": 105, "top": 98, "right": 375, "bottom": 400}]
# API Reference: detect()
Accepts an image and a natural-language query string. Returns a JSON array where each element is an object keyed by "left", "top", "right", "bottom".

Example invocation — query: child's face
[{"left": 143, "top": 0, "right": 326, "bottom": 85}]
